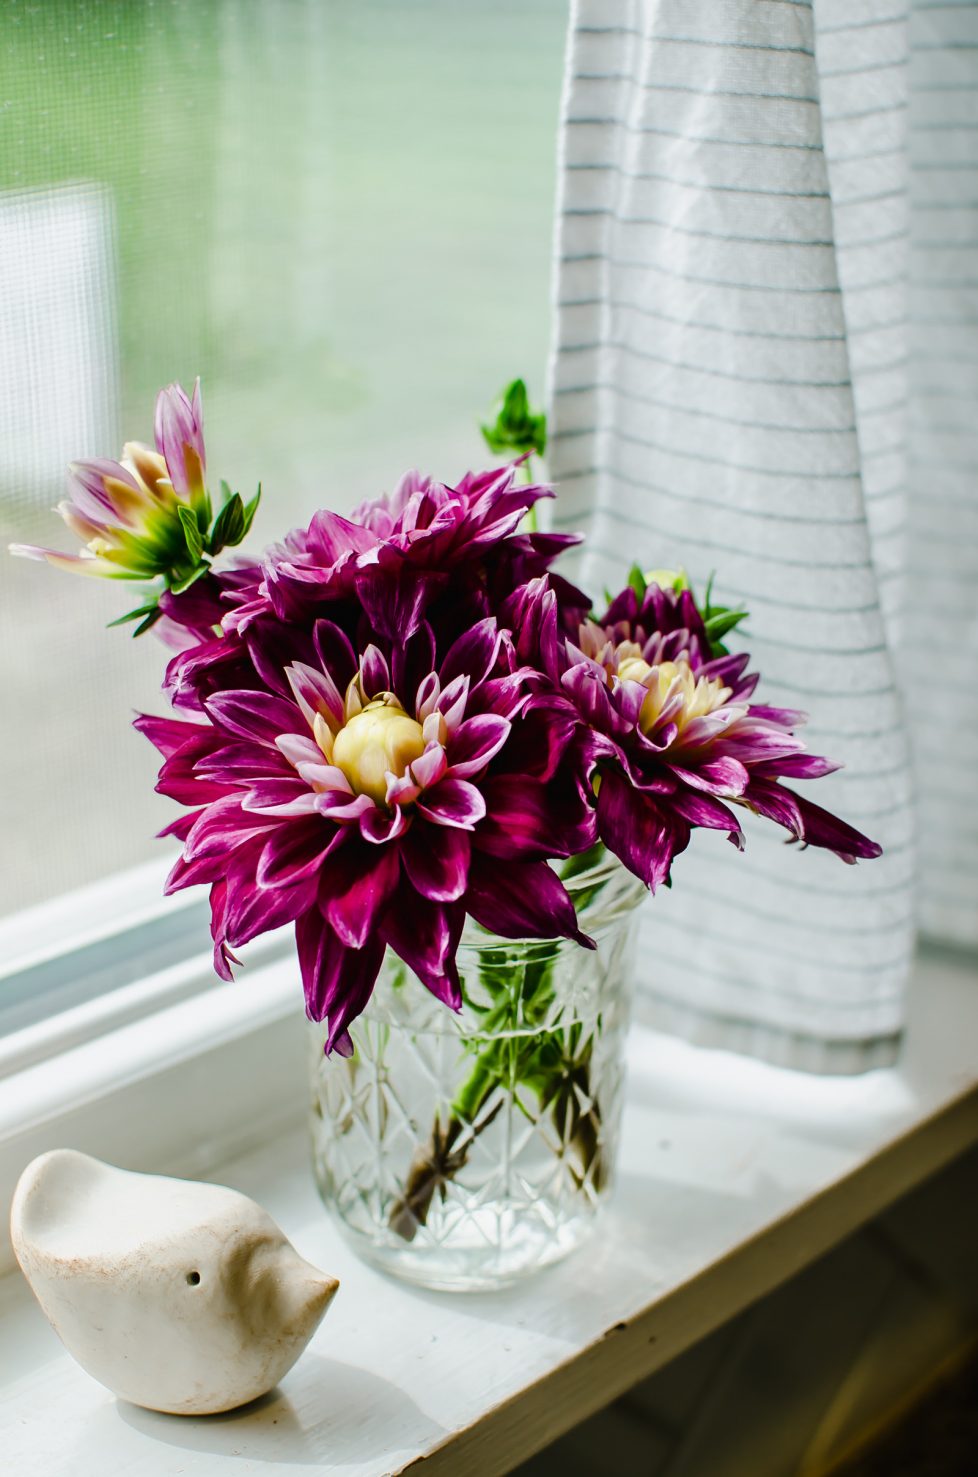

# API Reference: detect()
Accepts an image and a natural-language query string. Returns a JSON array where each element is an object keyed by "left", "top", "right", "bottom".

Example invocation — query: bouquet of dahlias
[{"left": 13, "top": 378, "right": 880, "bottom": 1241}]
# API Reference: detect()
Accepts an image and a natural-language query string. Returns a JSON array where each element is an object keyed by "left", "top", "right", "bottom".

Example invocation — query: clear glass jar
[{"left": 308, "top": 852, "right": 646, "bottom": 1291}]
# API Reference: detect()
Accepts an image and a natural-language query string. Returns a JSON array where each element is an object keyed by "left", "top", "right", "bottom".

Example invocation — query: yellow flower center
[
  {"left": 618, "top": 655, "right": 732, "bottom": 737},
  {"left": 330, "top": 698, "right": 426, "bottom": 804}
]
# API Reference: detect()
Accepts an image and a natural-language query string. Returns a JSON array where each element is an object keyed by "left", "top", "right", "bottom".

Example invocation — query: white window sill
[{"left": 0, "top": 948, "right": 976, "bottom": 1476}]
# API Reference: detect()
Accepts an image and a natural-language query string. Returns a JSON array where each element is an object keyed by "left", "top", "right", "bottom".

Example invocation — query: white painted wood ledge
[{"left": 1, "top": 947, "right": 976, "bottom": 1477}]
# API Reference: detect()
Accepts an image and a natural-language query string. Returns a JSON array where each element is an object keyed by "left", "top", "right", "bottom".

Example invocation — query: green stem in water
[{"left": 388, "top": 854, "right": 612, "bottom": 1241}]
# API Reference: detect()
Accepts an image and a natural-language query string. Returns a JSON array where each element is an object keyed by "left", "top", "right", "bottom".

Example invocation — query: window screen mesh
[{"left": 0, "top": 0, "right": 566, "bottom": 915}]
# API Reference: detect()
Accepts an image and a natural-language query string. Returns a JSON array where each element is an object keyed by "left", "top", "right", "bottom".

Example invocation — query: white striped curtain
[{"left": 548, "top": 0, "right": 977, "bottom": 1071}]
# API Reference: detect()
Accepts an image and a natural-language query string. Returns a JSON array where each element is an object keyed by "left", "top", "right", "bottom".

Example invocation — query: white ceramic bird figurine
[{"left": 10, "top": 1148, "right": 339, "bottom": 1415}]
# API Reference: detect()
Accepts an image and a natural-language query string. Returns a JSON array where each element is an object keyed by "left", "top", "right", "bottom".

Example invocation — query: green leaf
[
  {"left": 208, "top": 492, "right": 245, "bottom": 555},
  {"left": 504, "top": 378, "right": 528, "bottom": 423},
  {"left": 107, "top": 599, "right": 160, "bottom": 628},
  {"left": 560, "top": 841, "right": 607, "bottom": 882},
  {"left": 133, "top": 606, "right": 164, "bottom": 637},
  {"left": 704, "top": 608, "right": 748, "bottom": 642},
  {"left": 480, "top": 377, "right": 547, "bottom": 459},
  {"left": 627, "top": 563, "right": 647, "bottom": 600},
  {"left": 240, "top": 484, "right": 262, "bottom": 538},
  {"left": 219, "top": 478, "right": 235, "bottom": 507},
  {"left": 168, "top": 563, "right": 210, "bottom": 595},
  {"left": 178, "top": 505, "right": 204, "bottom": 564}
]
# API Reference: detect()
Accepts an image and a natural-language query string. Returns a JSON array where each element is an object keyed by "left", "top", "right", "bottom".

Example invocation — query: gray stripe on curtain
[{"left": 547, "top": 0, "right": 927, "bottom": 1072}]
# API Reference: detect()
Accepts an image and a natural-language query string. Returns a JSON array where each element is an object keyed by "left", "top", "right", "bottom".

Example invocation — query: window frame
[{"left": 0, "top": 859, "right": 303, "bottom": 1274}]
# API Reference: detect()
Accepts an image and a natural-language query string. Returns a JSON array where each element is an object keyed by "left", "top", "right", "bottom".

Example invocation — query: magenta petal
[
  {"left": 242, "top": 780, "right": 319, "bottom": 816},
  {"left": 474, "top": 775, "right": 568, "bottom": 860},
  {"left": 670, "top": 787, "right": 743, "bottom": 836},
  {"left": 386, "top": 771, "right": 421, "bottom": 806},
  {"left": 164, "top": 637, "right": 246, "bottom": 713},
  {"left": 415, "top": 671, "right": 440, "bottom": 721},
  {"left": 359, "top": 805, "right": 409, "bottom": 844},
  {"left": 596, "top": 767, "right": 687, "bottom": 891},
  {"left": 409, "top": 742, "right": 448, "bottom": 792},
  {"left": 155, "top": 380, "right": 205, "bottom": 494},
  {"left": 205, "top": 690, "right": 304, "bottom": 747},
  {"left": 315, "top": 791, "right": 376, "bottom": 822},
  {"left": 503, "top": 577, "right": 563, "bottom": 682},
  {"left": 69, "top": 458, "right": 142, "bottom": 524},
  {"left": 439, "top": 618, "right": 502, "bottom": 690},
  {"left": 747, "top": 704, "right": 808, "bottom": 728},
  {"left": 359, "top": 643, "right": 391, "bottom": 698},
  {"left": 155, "top": 767, "right": 231, "bottom": 808},
  {"left": 296, "top": 909, "right": 385, "bottom": 1052},
  {"left": 713, "top": 727, "right": 807, "bottom": 766},
  {"left": 416, "top": 775, "right": 486, "bottom": 830},
  {"left": 305, "top": 507, "right": 376, "bottom": 560},
  {"left": 322, "top": 843, "right": 400, "bottom": 949},
  {"left": 400, "top": 823, "right": 470, "bottom": 902},
  {"left": 257, "top": 819, "right": 344, "bottom": 888},
  {"left": 223, "top": 869, "right": 316, "bottom": 949},
  {"left": 562, "top": 661, "right": 631, "bottom": 738},
  {"left": 286, "top": 661, "right": 344, "bottom": 729},
  {"left": 165, "top": 848, "right": 229, "bottom": 894},
  {"left": 435, "top": 674, "right": 470, "bottom": 731},
  {"left": 274, "top": 733, "right": 327, "bottom": 770},
  {"left": 194, "top": 741, "right": 290, "bottom": 782},
  {"left": 670, "top": 756, "right": 749, "bottom": 797},
  {"left": 466, "top": 859, "right": 593, "bottom": 946},
  {"left": 355, "top": 559, "right": 432, "bottom": 641},
  {"left": 752, "top": 752, "right": 842, "bottom": 780},
  {"left": 208, "top": 881, "right": 234, "bottom": 980},
  {"left": 446, "top": 714, "right": 511, "bottom": 778},
  {"left": 476, "top": 672, "right": 536, "bottom": 722},
  {"left": 393, "top": 620, "right": 436, "bottom": 701},
  {"left": 133, "top": 713, "right": 209, "bottom": 759},
  {"left": 183, "top": 796, "right": 278, "bottom": 862},
  {"left": 158, "top": 810, "right": 200, "bottom": 843},
  {"left": 498, "top": 701, "right": 578, "bottom": 782},
  {"left": 312, "top": 618, "right": 358, "bottom": 690},
  {"left": 242, "top": 618, "right": 316, "bottom": 699},
  {"left": 743, "top": 780, "right": 882, "bottom": 862},
  {"left": 381, "top": 895, "right": 464, "bottom": 1008}
]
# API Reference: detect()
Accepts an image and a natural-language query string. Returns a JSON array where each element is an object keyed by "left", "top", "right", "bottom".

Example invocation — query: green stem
[
  {"left": 388, "top": 857, "right": 615, "bottom": 1240},
  {"left": 521, "top": 453, "right": 538, "bottom": 533}
]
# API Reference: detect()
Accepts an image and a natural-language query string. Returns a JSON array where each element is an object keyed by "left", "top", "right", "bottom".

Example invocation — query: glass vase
[{"left": 308, "top": 852, "right": 646, "bottom": 1292}]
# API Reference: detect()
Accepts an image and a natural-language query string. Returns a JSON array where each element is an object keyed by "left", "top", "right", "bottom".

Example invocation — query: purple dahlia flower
[
  {"left": 511, "top": 578, "right": 882, "bottom": 890},
  {"left": 225, "top": 463, "right": 588, "bottom": 646},
  {"left": 138, "top": 616, "right": 595, "bottom": 1054}
]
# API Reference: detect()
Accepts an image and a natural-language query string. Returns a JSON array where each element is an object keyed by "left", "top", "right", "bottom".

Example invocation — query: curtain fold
[{"left": 547, "top": 0, "right": 975, "bottom": 1071}]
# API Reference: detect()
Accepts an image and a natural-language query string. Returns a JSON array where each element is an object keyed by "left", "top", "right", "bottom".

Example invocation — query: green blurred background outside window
[{"left": 0, "top": 0, "right": 566, "bottom": 914}]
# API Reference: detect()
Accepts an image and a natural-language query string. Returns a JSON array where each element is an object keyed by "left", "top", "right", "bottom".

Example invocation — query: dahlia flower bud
[
  {"left": 480, "top": 377, "right": 546, "bottom": 460},
  {"left": 643, "top": 567, "right": 687, "bottom": 593},
  {"left": 11, "top": 453, "right": 188, "bottom": 581},
  {"left": 155, "top": 378, "right": 210, "bottom": 524},
  {"left": 331, "top": 697, "right": 427, "bottom": 804},
  {"left": 8, "top": 378, "right": 262, "bottom": 637},
  {"left": 10, "top": 379, "right": 212, "bottom": 587}
]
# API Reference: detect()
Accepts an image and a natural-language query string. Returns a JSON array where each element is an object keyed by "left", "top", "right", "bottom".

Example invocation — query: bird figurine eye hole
[{"left": 186, "top": 1270, "right": 201, "bottom": 1286}]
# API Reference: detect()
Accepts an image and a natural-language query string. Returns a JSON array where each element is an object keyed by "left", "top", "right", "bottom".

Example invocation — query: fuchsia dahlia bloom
[
  {"left": 139, "top": 615, "right": 595, "bottom": 1054},
  {"left": 511, "top": 578, "right": 882, "bottom": 892},
  {"left": 222, "top": 463, "right": 588, "bottom": 646}
]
